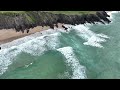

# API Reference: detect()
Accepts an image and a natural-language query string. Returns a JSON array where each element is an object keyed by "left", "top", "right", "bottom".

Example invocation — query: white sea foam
[
  {"left": 0, "top": 47, "right": 21, "bottom": 75},
  {"left": 57, "top": 46, "right": 87, "bottom": 79},
  {"left": 72, "top": 24, "right": 109, "bottom": 48},
  {"left": 107, "top": 11, "right": 120, "bottom": 20},
  {"left": 0, "top": 30, "right": 61, "bottom": 75},
  {"left": 19, "top": 32, "right": 60, "bottom": 56},
  {"left": 58, "top": 71, "right": 71, "bottom": 79},
  {"left": 97, "top": 33, "right": 110, "bottom": 39},
  {"left": 0, "top": 29, "right": 60, "bottom": 49},
  {"left": 0, "top": 11, "right": 115, "bottom": 76}
]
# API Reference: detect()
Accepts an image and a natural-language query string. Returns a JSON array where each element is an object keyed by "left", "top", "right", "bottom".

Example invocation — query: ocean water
[{"left": 0, "top": 11, "right": 120, "bottom": 79}]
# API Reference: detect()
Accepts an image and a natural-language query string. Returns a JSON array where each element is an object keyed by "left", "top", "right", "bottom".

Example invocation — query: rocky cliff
[{"left": 0, "top": 11, "right": 110, "bottom": 33}]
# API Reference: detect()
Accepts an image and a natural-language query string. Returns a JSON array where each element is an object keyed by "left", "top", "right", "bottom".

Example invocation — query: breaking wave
[
  {"left": 0, "top": 11, "right": 116, "bottom": 78},
  {"left": 72, "top": 24, "right": 110, "bottom": 48},
  {"left": 57, "top": 46, "right": 87, "bottom": 79},
  {"left": 0, "top": 29, "right": 61, "bottom": 75}
]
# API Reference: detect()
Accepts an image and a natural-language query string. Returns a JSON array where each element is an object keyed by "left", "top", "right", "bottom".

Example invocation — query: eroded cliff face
[{"left": 0, "top": 11, "right": 110, "bottom": 32}]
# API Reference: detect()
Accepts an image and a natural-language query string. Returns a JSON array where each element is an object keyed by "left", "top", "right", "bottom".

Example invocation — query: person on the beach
[{"left": 0, "top": 47, "right": 1, "bottom": 50}]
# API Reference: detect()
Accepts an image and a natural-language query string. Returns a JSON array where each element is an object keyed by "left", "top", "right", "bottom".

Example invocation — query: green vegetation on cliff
[
  {"left": 0, "top": 11, "right": 110, "bottom": 32},
  {"left": 0, "top": 11, "right": 96, "bottom": 23},
  {"left": 46, "top": 11, "right": 96, "bottom": 15},
  {"left": 0, "top": 11, "right": 96, "bottom": 15},
  {"left": 0, "top": 11, "right": 25, "bottom": 13}
]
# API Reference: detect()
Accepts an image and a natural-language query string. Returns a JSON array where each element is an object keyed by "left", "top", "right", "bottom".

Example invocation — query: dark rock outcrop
[
  {"left": 96, "top": 11, "right": 111, "bottom": 23},
  {"left": 0, "top": 11, "right": 111, "bottom": 32},
  {"left": 62, "top": 25, "right": 68, "bottom": 31}
]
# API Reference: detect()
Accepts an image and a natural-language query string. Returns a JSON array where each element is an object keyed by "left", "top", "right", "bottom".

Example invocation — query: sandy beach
[
  {"left": 0, "top": 23, "right": 64, "bottom": 45},
  {"left": 0, "top": 11, "right": 110, "bottom": 46}
]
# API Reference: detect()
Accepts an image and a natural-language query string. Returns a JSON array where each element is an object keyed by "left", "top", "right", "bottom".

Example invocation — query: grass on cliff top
[
  {"left": 0, "top": 11, "right": 35, "bottom": 23},
  {"left": 0, "top": 11, "right": 25, "bottom": 14},
  {"left": 0, "top": 11, "right": 26, "bottom": 16},
  {"left": 0, "top": 11, "right": 96, "bottom": 15},
  {"left": 46, "top": 11, "right": 96, "bottom": 15},
  {"left": 0, "top": 11, "right": 96, "bottom": 24}
]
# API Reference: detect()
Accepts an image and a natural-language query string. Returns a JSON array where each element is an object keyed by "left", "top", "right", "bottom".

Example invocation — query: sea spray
[
  {"left": 0, "top": 11, "right": 117, "bottom": 78},
  {"left": 0, "top": 23, "right": 110, "bottom": 76},
  {"left": 57, "top": 46, "right": 87, "bottom": 79},
  {"left": 107, "top": 11, "right": 120, "bottom": 22},
  {"left": 0, "top": 30, "right": 61, "bottom": 75},
  {"left": 0, "top": 29, "right": 60, "bottom": 49},
  {"left": 72, "top": 24, "right": 110, "bottom": 48}
]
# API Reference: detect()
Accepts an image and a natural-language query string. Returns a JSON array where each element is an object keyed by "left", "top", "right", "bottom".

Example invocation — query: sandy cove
[{"left": 0, "top": 23, "right": 64, "bottom": 45}]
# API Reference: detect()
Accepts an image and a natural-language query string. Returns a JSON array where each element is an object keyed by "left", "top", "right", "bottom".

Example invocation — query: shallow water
[{"left": 0, "top": 11, "right": 120, "bottom": 79}]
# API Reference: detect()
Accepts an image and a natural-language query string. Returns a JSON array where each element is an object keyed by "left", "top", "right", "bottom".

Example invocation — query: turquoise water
[{"left": 0, "top": 11, "right": 120, "bottom": 79}]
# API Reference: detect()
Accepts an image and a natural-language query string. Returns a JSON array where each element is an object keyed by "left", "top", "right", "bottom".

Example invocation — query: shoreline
[
  {"left": 0, "top": 23, "right": 64, "bottom": 45},
  {"left": 0, "top": 11, "right": 112, "bottom": 46}
]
